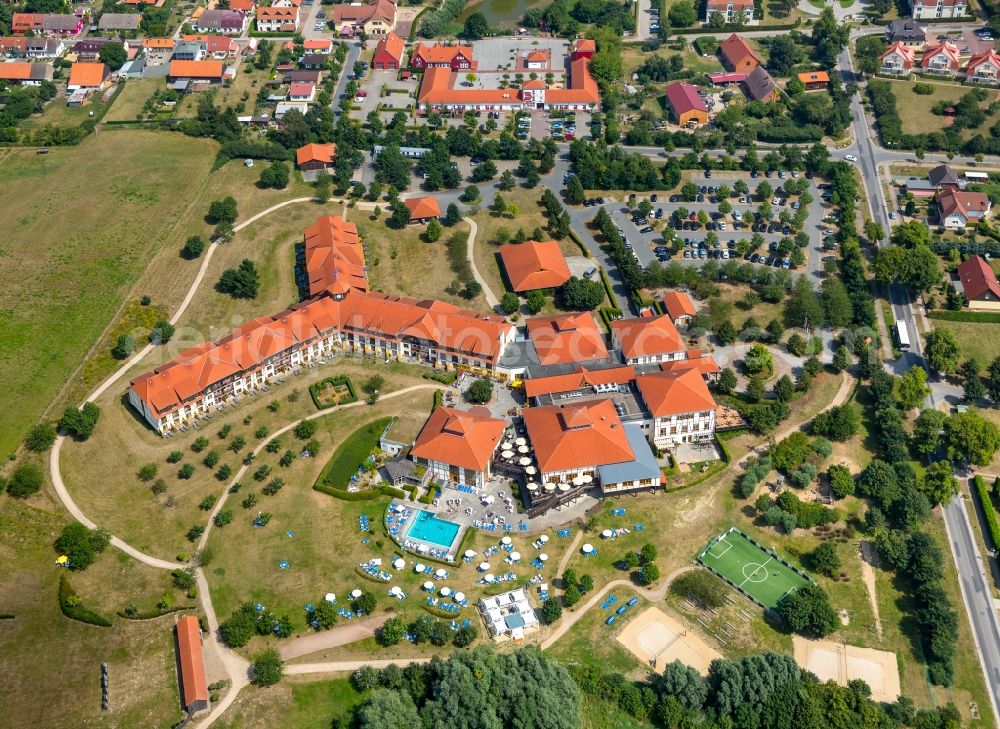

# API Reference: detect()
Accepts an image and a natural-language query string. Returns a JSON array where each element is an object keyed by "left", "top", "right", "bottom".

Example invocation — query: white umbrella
[
  {"left": 572, "top": 476, "right": 584, "bottom": 486},
  {"left": 539, "top": 553, "right": 548, "bottom": 561},
  {"left": 479, "top": 561, "right": 491, "bottom": 571},
  {"left": 414, "top": 563, "right": 426, "bottom": 573},
  {"left": 502, "top": 441, "right": 513, "bottom": 449},
  {"left": 501, "top": 536, "right": 512, "bottom": 545},
  {"left": 423, "top": 581, "right": 434, "bottom": 590},
  {"left": 435, "top": 568, "right": 447, "bottom": 578},
  {"left": 582, "top": 544, "right": 594, "bottom": 554},
  {"left": 465, "top": 549, "right": 477, "bottom": 558},
  {"left": 515, "top": 437, "right": 526, "bottom": 446},
  {"left": 602, "top": 529, "right": 613, "bottom": 538},
  {"left": 544, "top": 482, "right": 556, "bottom": 492},
  {"left": 526, "top": 481, "right": 538, "bottom": 491},
  {"left": 485, "top": 573, "right": 496, "bottom": 583},
  {"left": 501, "top": 450, "right": 515, "bottom": 459},
  {"left": 371, "top": 558, "right": 382, "bottom": 566},
  {"left": 324, "top": 593, "right": 336, "bottom": 603},
  {"left": 525, "top": 466, "right": 537, "bottom": 475},
  {"left": 519, "top": 457, "right": 532, "bottom": 466},
  {"left": 454, "top": 591, "right": 465, "bottom": 602},
  {"left": 518, "top": 445, "right": 530, "bottom": 454},
  {"left": 484, "top": 495, "right": 495, "bottom": 505},
  {"left": 558, "top": 483, "right": 570, "bottom": 492},
  {"left": 440, "top": 587, "right": 452, "bottom": 597},
  {"left": 350, "top": 589, "right": 363, "bottom": 599},
  {"left": 539, "top": 535, "right": 549, "bottom": 543},
  {"left": 393, "top": 558, "right": 405, "bottom": 570},
  {"left": 510, "top": 551, "right": 521, "bottom": 561},
  {"left": 389, "top": 586, "right": 401, "bottom": 596},
  {"left": 582, "top": 474, "right": 593, "bottom": 484}
]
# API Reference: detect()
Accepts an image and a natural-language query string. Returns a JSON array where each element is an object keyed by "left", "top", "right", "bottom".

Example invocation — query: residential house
[
  {"left": 526, "top": 312, "right": 609, "bottom": 367},
  {"left": 171, "top": 40, "right": 206, "bottom": 62},
  {"left": 22, "top": 37, "right": 65, "bottom": 58},
  {"left": 373, "top": 31, "right": 404, "bottom": 70},
  {"left": 704, "top": 0, "right": 755, "bottom": 24},
  {"left": 743, "top": 65, "right": 779, "bottom": 102},
  {"left": 183, "top": 35, "right": 239, "bottom": 59},
  {"left": 410, "top": 407, "right": 505, "bottom": 488},
  {"left": 719, "top": 33, "right": 760, "bottom": 73},
  {"left": 66, "top": 62, "right": 107, "bottom": 91},
  {"left": 129, "top": 291, "right": 515, "bottom": 433},
  {"left": 256, "top": 6, "right": 298, "bottom": 33},
  {"left": 662, "top": 291, "right": 697, "bottom": 326},
  {"left": 175, "top": 616, "right": 210, "bottom": 718},
  {"left": 30, "top": 13, "right": 85, "bottom": 35},
  {"left": 302, "top": 213, "right": 365, "bottom": 298},
  {"left": 0, "top": 38, "right": 28, "bottom": 57},
  {"left": 937, "top": 188, "right": 991, "bottom": 227},
  {"left": 572, "top": 38, "right": 596, "bottom": 60},
  {"left": 966, "top": 49, "right": 1000, "bottom": 84},
  {"left": 301, "top": 53, "right": 327, "bottom": 69},
  {"left": 497, "top": 240, "right": 571, "bottom": 292},
  {"left": 635, "top": 369, "right": 717, "bottom": 449},
  {"left": 194, "top": 9, "right": 248, "bottom": 35},
  {"left": 303, "top": 38, "right": 333, "bottom": 54},
  {"left": 879, "top": 41, "right": 916, "bottom": 75},
  {"left": 798, "top": 70, "right": 830, "bottom": 90},
  {"left": 331, "top": 0, "right": 395, "bottom": 36},
  {"left": 143, "top": 38, "right": 175, "bottom": 65},
  {"left": 403, "top": 196, "right": 440, "bottom": 222},
  {"left": 168, "top": 60, "right": 225, "bottom": 84},
  {"left": 920, "top": 40, "right": 961, "bottom": 75},
  {"left": 911, "top": 0, "right": 966, "bottom": 19},
  {"left": 610, "top": 314, "right": 687, "bottom": 365},
  {"left": 885, "top": 18, "right": 926, "bottom": 47},
  {"left": 410, "top": 42, "right": 475, "bottom": 70},
  {"left": 288, "top": 81, "right": 315, "bottom": 102},
  {"left": 0, "top": 61, "right": 53, "bottom": 85},
  {"left": 229, "top": 0, "right": 256, "bottom": 12},
  {"left": 271, "top": 0, "right": 302, "bottom": 7},
  {"left": 665, "top": 81, "right": 708, "bottom": 126},
  {"left": 72, "top": 37, "right": 124, "bottom": 60},
  {"left": 11, "top": 13, "right": 44, "bottom": 33},
  {"left": 956, "top": 255, "right": 1000, "bottom": 311},
  {"left": 275, "top": 101, "right": 309, "bottom": 118},
  {"left": 288, "top": 69, "right": 321, "bottom": 84},
  {"left": 97, "top": 13, "right": 142, "bottom": 34}
]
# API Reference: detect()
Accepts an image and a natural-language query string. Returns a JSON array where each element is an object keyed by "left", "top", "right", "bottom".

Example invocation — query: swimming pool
[{"left": 406, "top": 509, "right": 461, "bottom": 549}]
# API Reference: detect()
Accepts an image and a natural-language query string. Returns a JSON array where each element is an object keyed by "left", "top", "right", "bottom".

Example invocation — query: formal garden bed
[{"left": 309, "top": 375, "right": 358, "bottom": 410}]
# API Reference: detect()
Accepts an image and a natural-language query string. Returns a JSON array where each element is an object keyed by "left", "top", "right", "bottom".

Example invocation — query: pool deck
[{"left": 392, "top": 505, "right": 467, "bottom": 562}]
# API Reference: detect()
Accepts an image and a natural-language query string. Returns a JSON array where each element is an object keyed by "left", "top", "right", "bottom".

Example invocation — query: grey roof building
[
  {"left": 596, "top": 423, "right": 661, "bottom": 492},
  {"left": 42, "top": 14, "right": 83, "bottom": 33},
  {"left": 98, "top": 13, "right": 142, "bottom": 31},
  {"left": 195, "top": 9, "right": 247, "bottom": 33},
  {"left": 929, "top": 164, "right": 961, "bottom": 189},
  {"left": 885, "top": 18, "right": 926, "bottom": 46},
  {"left": 743, "top": 65, "right": 779, "bottom": 101}
]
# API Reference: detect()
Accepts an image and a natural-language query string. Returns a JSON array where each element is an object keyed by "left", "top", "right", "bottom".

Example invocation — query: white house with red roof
[
  {"left": 966, "top": 49, "right": 1000, "bottom": 84},
  {"left": 956, "top": 255, "right": 1000, "bottom": 311},
  {"left": 879, "top": 41, "right": 916, "bottom": 75},
  {"left": 920, "top": 41, "right": 961, "bottom": 75},
  {"left": 410, "top": 407, "right": 506, "bottom": 487},
  {"left": 635, "top": 369, "right": 717, "bottom": 449},
  {"left": 911, "top": 0, "right": 966, "bottom": 19}
]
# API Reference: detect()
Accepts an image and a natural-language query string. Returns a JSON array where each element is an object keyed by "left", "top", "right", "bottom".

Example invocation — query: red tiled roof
[
  {"left": 665, "top": 81, "right": 706, "bottom": 116},
  {"left": 957, "top": 255, "right": 1000, "bottom": 301},
  {"left": 526, "top": 312, "right": 609, "bottom": 366},
  {"left": 660, "top": 352, "right": 720, "bottom": 376},
  {"left": 498, "top": 241, "right": 571, "bottom": 292},
  {"left": 175, "top": 616, "right": 209, "bottom": 711},
  {"left": 662, "top": 291, "right": 697, "bottom": 320},
  {"left": 404, "top": 196, "right": 440, "bottom": 220},
  {"left": 719, "top": 34, "right": 760, "bottom": 69},
  {"left": 68, "top": 62, "right": 106, "bottom": 88},
  {"left": 374, "top": 31, "right": 404, "bottom": 63},
  {"left": 412, "top": 42, "right": 473, "bottom": 65},
  {"left": 296, "top": 142, "right": 336, "bottom": 166},
  {"left": 0, "top": 62, "right": 32, "bottom": 80},
  {"left": 636, "top": 368, "right": 715, "bottom": 417},
  {"left": 938, "top": 188, "right": 990, "bottom": 219},
  {"left": 797, "top": 70, "right": 830, "bottom": 83},
  {"left": 288, "top": 81, "right": 315, "bottom": 97},
  {"left": 523, "top": 365, "right": 635, "bottom": 398},
  {"left": 921, "top": 41, "right": 961, "bottom": 70},
  {"left": 611, "top": 315, "right": 685, "bottom": 359},
  {"left": 708, "top": 71, "right": 747, "bottom": 84},
  {"left": 880, "top": 41, "right": 916, "bottom": 67},
  {"left": 169, "top": 60, "right": 225, "bottom": 79},
  {"left": 302, "top": 214, "right": 365, "bottom": 297},
  {"left": 574, "top": 39, "right": 596, "bottom": 53},
  {"left": 523, "top": 399, "right": 634, "bottom": 474},
  {"left": 967, "top": 49, "right": 1000, "bottom": 74},
  {"left": 411, "top": 406, "right": 505, "bottom": 472}
]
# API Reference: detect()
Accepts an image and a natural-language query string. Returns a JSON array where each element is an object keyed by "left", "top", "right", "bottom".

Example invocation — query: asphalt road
[{"left": 838, "top": 43, "right": 1000, "bottom": 726}]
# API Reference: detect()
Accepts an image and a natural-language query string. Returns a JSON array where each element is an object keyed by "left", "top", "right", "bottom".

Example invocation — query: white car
[{"left": 844, "top": 154, "right": 858, "bottom": 162}]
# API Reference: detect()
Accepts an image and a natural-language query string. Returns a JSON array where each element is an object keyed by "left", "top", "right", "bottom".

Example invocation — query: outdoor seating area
[{"left": 359, "top": 559, "right": 393, "bottom": 582}]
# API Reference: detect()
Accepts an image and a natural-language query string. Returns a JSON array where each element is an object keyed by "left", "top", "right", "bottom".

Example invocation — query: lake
[{"left": 457, "top": 0, "right": 548, "bottom": 27}]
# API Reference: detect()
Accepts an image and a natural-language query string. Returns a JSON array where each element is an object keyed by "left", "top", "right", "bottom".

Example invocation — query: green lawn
[
  {"left": 0, "top": 131, "right": 218, "bottom": 458},
  {"left": 931, "top": 320, "right": 1000, "bottom": 373},
  {"left": 317, "top": 417, "right": 393, "bottom": 487}
]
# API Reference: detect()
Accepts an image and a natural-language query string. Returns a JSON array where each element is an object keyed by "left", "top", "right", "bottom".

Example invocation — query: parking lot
[
  {"left": 583, "top": 171, "right": 832, "bottom": 278},
  {"left": 351, "top": 70, "right": 418, "bottom": 123}
]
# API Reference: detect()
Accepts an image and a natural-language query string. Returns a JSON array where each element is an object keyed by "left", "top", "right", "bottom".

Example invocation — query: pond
[{"left": 457, "top": 0, "right": 547, "bottom": 27}]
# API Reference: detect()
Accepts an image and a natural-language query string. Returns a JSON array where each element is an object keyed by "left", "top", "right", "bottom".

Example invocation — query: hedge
[
  {"left": 598, "top": 267, "right": 617, "bottom": 306},
  {"left": 117, "top": 605, "right": 195, "bottom": 620},
  {"left": 928, "top": 310, "right": 1000, "bottom": 324},
  {"left": 313, "top": 483, "right": 405, "bottom": 500},
  {"left": 59, "top": 575, "right": 112, "bottom": 628},
  {"left": 418, "top": 485, "right": 440, "bottom": 504},
  {"left": 973, "top": 476, "right": 1000, "bottom": 549},
  {"left": 309, "top": 375, "right": 358, "bottom": 410},
  {"left": 568, "top": 230, "right": 591, "bottom": 257},
  {"left": 423, "top": 370, "right": 457, "bottom": 385}
]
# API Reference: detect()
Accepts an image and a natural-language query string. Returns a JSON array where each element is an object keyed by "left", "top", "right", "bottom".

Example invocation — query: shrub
[
  {"left": 465, "top": 378, "right": 493, "bottom": 404},
  {"left": 58, "top": 402, "right": 100, "bottom": 440},
  {"left": 203, "top": 451, "right": 220, "bottom": 468},
  {"left": 295, "top": 420, "right": 318, "bottom": 440},
  {"left": 7, "top": 463, "right": 43, "bottom": 498},
  {"left": 54, "top": 523, "right": 111, "bottom": 571},
  {"left": 181, "top": 235, "right": 206, "bottom": 259},
  {"left": 670, "top": 570, "right": 727, "bottom": 609},
  {"left": 167, "top": 450, "right": 183, "bottom": 463},
  {"left": 541, "top": 598, "right": 563, "bottom": 624},
  {"left": 770, "top": 432, "right": 811, "bottom": 475},
  {"left": 137, "top": 463, "right": 158, "bottom": 482},
  {"left": 24, "top": 422, "right": 57, "bottom": 453},
  {"left": 199, "top": 494, "right": 217, "bottom": 511},
  {"left": 178, "top": 464, "right": 195, "bottom": 479},
  {"left": 58, "top": 575, "right": 112, "bottom": 627},
  {"left": 191, "top": 437, "right": 209, "bottom": 453}
]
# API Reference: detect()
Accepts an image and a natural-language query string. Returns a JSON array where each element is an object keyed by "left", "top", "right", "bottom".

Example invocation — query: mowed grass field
[{"left": 0, "top": 131, "right": 218, "bottom": 458}]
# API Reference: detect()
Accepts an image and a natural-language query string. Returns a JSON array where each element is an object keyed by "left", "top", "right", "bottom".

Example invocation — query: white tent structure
[{"left": 477, "top": 587, "right": 539, "bottom": 642}]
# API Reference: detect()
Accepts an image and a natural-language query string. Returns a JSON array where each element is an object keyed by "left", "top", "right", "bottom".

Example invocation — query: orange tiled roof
[
  {"left": 574, "top": 39, "right": 596, "bottom": 53},
  {"left": 0, "top": 61, "right": 32, "bottom": 80},
  {"left": 229, "top": 0, "right": 255, "bottom": 11},
  {"left": 68, "top": 62, "right": 106, "bottom": 88},
  {"left": 797, "top": 70, "right": 830, "bottom": 83},
  {"left": 967, "top": 49, "right": 1000, "bottom": 73},
  {"left": 412, "top": 42, "right": 473, "bottom": 65},
  {"left": 660, "top": 352, "right": 720, "bottom": 376},
  {"left": 662, "top": 291, "right": 697, "bottom": 320},
  {"left": 302, "top": 214, "right": 366, "bottom": 297},
  {"left": 498, "top": 241, "right": 571, "bottom": 292},
  {"left": 404, "top": 196, "right": 440, "bottom": 220},
  {"left": 418, "top": 66, "right": 520, "bottom": 105},
  {"left": 130, "top": 291, "right": 513, "bottom": 419},
  {"left": 526, "top": 312, "right": 609, "bottom": 366},
  {"left": 545, "top": 57, "right": 599, "bottom": 105},
  {"left": 169, "top": 60, "right": 225, "bottom": 78},
  {"left": 523, "top": 399, "right": 634, "bottom": 474},
  {"left": 304, "top": 38, "right": 333, "bottom": 50},
  {"left": 258, "top": 6, "right": 296, "bottom": 20},
  {"left": 296, "top": 142, "right": 336, "bottom": 166},
  {"left": 144, "top": 37, "right": 176, "bottom": 49},
  {"left": 523, "top": 365, "right": 635, "bottom": 398},
  {"left": 720, "top": 34, "right": 760, "bottom": 68},
  {"left": 411, "top": 406, "right": 505, "bottom": 471},
  {"left": 957, "top": 254, "right": 1000, "bottom": 300},
  {"left": 920, "top": 41, "right": 961, "bottom": 69},
  {"left": 375, "top": 31, "right": 404, "bottom": 63},
  {"left": 636, "top": 368, "right": 715, "bottom": 417},
  {"left": 175, "top": 616, "right": 209, "bottom": 711},
  {"left": 610, "top": 315, "right": 684, "bottom": 359}
]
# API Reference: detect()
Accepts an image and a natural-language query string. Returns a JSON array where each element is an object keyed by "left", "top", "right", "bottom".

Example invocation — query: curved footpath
[{"left": 462, "top": 215, "right": 500, "bottom": 310}]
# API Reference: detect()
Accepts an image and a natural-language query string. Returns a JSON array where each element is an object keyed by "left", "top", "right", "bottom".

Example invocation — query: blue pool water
[{"left": 407, "top": 510, "right": 460, "bottom": 549}]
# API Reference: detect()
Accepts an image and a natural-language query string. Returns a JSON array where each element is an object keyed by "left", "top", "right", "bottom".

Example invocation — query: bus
[{"left": 895, "top": 320, "right": 910, "bottom": 351}]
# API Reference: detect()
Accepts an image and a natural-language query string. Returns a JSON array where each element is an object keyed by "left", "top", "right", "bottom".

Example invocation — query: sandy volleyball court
[
  {"left": 617, "top": 607, "right": 721, "bottom": 675},
  {"left": 793, "top": 637, "right": 901, "bottom": 702}
]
